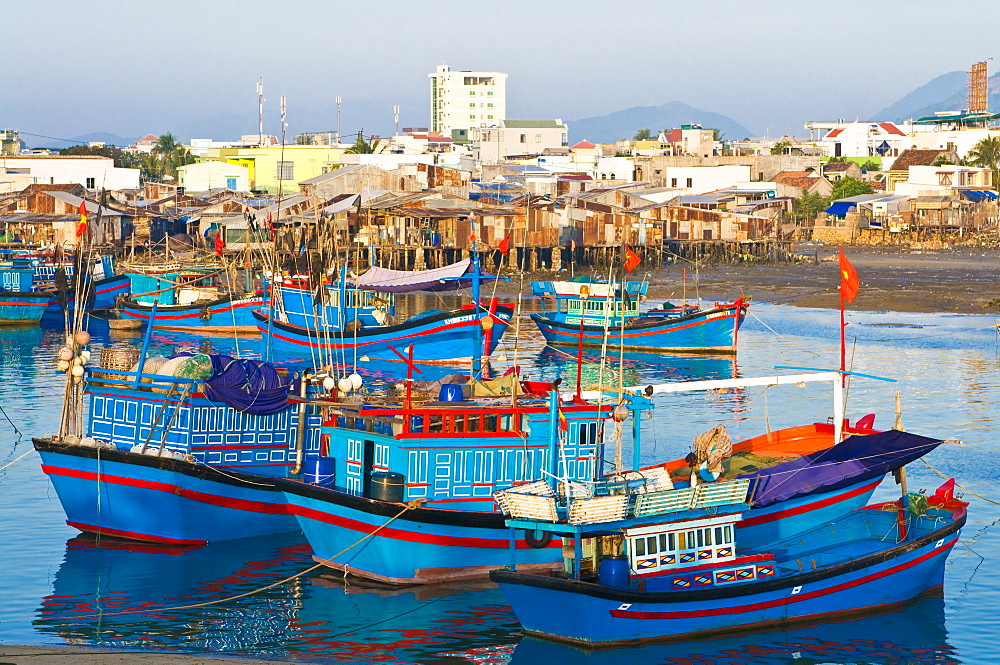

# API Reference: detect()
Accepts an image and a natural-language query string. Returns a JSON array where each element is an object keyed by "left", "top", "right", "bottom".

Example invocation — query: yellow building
[{"left": 200, "top": 145, "right": 347, "bottom": 194}]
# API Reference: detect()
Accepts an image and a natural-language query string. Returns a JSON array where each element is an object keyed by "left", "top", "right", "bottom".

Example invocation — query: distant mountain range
[
  {"left": 568, "top": 101, "right": 752, "bottom": 144},
  {"left": 874, "top": 71, "right": 1000, "bottom": 122}
]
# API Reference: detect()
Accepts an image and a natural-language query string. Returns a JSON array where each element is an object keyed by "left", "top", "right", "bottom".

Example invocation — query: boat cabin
[
  {"left": 274, "top": 275, "right": 396, "bottom": 329},
  {"left": 307, "top": 393, "right": 645, "bottom": 512},
  {"left": 496, "top": 476, "right": 762, "bottom": 587},
  {"left": 532, "top": 280, "right": 646, "bottom": 325}
]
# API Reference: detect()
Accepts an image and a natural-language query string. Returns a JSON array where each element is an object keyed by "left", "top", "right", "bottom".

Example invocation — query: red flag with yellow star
[
  {"left": 839, "top": 248, "right": 859, "bottom": 303},
  {"left": 76, "top": 201, "right": 88, "bottom": 238}
]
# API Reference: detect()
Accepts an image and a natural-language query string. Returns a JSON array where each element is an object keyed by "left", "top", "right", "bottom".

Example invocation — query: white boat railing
[{"left": 564, "top": 371, "right": 847, "bottom": 443}]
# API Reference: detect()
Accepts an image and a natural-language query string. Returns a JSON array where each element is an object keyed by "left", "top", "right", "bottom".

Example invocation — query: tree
[
  {"left": 770, "top": 140, "right": 791, "bottom": 155},
  {"left": 966, "top": 136, "right": 1000, "bottom": 175},
  {"left": 344, "top": 131, "right": 382, "bottom": 154},
  {"left": 796, "top": 191, "right": 831, "bottom": 219},
  {"left": 632, "top": 128, "right": 652, "bottom": 141},
  {"left": 147, "top": 133, "right": 194, "bottom": 180},
  {"left": 712, "top": 129, "right": 726, "bottom": 142},
  {"left": 139, "top": 152, "right": 166, "bottom": 182},
  {"left": 60, "top": 144, "right": 141, "bottom": 169},
  {"left": 859, "top": 159, "right": 881, "bottom": 172},
  {"left": 830, "top": 177, "right": 874, "bottom": 200},
  {"left": 152, "top": 133, "right": 182, "bottom": 156}
]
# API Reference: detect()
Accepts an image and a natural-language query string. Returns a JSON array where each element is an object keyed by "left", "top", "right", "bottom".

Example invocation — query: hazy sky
[{"left": 4, "top": 0, "right": 998, "bottom": 145}]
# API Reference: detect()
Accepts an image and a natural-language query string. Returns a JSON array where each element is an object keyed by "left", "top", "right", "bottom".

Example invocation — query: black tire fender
[{"left": 524, "top": 529, "right": 552, "bottom": 549}]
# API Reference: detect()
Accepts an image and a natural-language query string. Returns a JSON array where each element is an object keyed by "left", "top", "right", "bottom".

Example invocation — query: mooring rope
[
  {"left": 76, "top": 498, "right": 429, "bottom": 618},
  {"left": 920, "top": 458, "right": 1000, "bottom": 506},
  {"left": 0, "top": 447, "right": 32, "bottom": 472}
]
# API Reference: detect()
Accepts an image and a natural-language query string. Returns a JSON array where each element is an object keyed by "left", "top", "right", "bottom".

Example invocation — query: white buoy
[
  {"left": 71, "top": 365, "right": 85, "bottom": 377},
  {"left": 338, "top": 377, "right": 353, "bottom": 393},
  {"left": 80, "top": 350, "right": 91, "bottom": 363},
  {"left": 348, "top": 373, "right": 363, "bottom": 390},
  {"left": 57, "top": 360, "right": 70, "bottom": 371},
  {"left": 322, "top": 376, "right": 336, "bottom": 391},
  {"left": 58, "top": 347, "right": 74, "bottom": 362}
]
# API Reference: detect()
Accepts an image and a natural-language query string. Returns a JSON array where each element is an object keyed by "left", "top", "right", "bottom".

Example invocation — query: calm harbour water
[{"left": 1, "top": 301, "right": 999, "bottom": 664}]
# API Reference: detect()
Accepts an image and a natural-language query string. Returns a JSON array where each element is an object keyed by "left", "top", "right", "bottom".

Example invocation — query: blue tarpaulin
[
  {"left": 961, "top": 190, "right": 986, "bottom": 201},
  {"left": 742, "top": 429, "right": 943, "bottom": 508},
  {"left": 825, "top": 201, "right": 857, "bottom": 216},
  {"left": 203, "top": 355, "right": 292, "bottom": 415}
]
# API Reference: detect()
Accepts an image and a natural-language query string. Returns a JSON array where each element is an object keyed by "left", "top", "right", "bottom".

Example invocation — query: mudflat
[{"left": 641, "top": 246, "right": 1000, "bottom": 314}]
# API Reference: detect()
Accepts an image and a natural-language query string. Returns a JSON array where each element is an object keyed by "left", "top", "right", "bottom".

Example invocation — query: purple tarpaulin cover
[
  {"left": 203, "top": 354, "right": 292, "bottom": 415},
  {"left": 743, "top": 429, "right": 943, "bottom": 508},
  {"left": 353, "top": 259, "right": 495, "bottom": 293}
]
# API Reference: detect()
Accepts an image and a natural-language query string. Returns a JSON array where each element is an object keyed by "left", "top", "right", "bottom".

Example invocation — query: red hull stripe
[
  {"left": 41, "top": 465, "right": 288, "bottom": 514},
  {"left": 289, "top": 503, "right": 559, "bottom": 549},
  {"left": 267, "top": 317, "right": 489, "bottom": 351},
  {"left": 610, "top": 535, "right": 957, "bottom": 620},
  {"left": 66, "top": 520, "right": 208, "bottom": 546},
  {"left": 739, "top": 478, "right": 881, "bottom": 527}
]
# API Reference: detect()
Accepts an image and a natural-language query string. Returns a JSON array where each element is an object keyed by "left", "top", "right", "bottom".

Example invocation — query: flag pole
[{"left": 839, "top": 285, "right": 846, "bottom": 373}]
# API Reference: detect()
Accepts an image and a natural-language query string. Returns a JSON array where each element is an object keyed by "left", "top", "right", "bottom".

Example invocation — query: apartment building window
[
  {"left": 470, "top": 115, "right": 476, "bottom": 120},
  {"left": 487, "top": 91, "right": 493, "bottom": 96},
  {"left": 85, "top": 177, "right": 95, "bottom": 189},
  {"left": 686, "top": 178, "right": 693, "bottom": 187},
  {"left": 469, "top": 90, "right": 476, "bottom": 95},
  {"left": 470, "top": 103, "right": 476, "bottom": 108},
  {"left": 535, "top": 134, "right": 541, "bottom": 142},
  {"left": 276, "top": 161, "right": 294, "bottom": 180},
  {"left": 487, "top": 115, "right": 494, "bottom": 120},
  {"left": 671, "top": 178, "right": 677, "bottom": 187},
  {"left": 520, "top": 134, "right": 526, "bottom": 143},
  {"left": 487, "top": 103, "right": 493, "bottom": 108}
]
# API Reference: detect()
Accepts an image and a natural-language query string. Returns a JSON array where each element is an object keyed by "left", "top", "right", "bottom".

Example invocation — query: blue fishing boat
[
  {"left": 0, "top": 260, "right": 50, "bottom": 324},
  {"left": 273, "top": 370, "right": 939, "bottom": 585},
  {"left": 255, "top": 259, "right": 512, "bottom": 363},
  {"left": 531, "top": 280, "right": 747, "bottom": 353},
  {"left": 490, "top": 477, "right": 965, "bottom": 645},
  {"left": 33, "top": 346, "right": 324, "bottom": 545},
  {"left": 34, "top": 255, "right": 132, "bottom": 315},
  {"left": 117, "top": 262, "right": 264, "bottom": 333}
]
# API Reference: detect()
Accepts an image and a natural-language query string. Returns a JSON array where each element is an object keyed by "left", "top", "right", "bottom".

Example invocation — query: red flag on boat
[
  {"left": 624, "top": 245, "right": 641, "bottom": 273},
  {"left": 76, "top": 201, "right": 88, "bottom": 238},
  {"left": 214, "top": 228, "right": 225, "bottom": 257},
  {"left": 498, "top": 232, "right": 511, "bottom": 256},
  {"left": 558, "top": 408, "right": 568, "bottom": 432},
  {"left": 839, "top": 248, "right": 859, "bottom": 303}
]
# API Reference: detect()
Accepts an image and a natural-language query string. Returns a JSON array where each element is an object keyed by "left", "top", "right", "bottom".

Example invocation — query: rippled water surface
[{"left": 1, "top": 302, "right": 998, "bottom": 664}]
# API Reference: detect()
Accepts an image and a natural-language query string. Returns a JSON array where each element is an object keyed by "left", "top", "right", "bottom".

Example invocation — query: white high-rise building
[{"left": 429, "top": 65, "right": 507, "bottom": 143}]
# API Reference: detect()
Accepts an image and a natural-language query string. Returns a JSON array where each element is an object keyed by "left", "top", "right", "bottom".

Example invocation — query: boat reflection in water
[
  {"left": 34, "top": 533, "right": 310, "bottom": 655},
  {"left": 33, "top": 534, "right": 520, "bottom": 662},
  {"left": 496, "top": 593, "right": 957, "bottom": 665}
]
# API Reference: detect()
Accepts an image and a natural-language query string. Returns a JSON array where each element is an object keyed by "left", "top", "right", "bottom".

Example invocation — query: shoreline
[{"left": 510, "top": 246, "right": 1000, "bottom": 316}]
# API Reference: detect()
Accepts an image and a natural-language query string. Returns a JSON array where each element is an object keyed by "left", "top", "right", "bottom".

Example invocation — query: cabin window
[{"left": 577, "top": 421, "right": 597, "bottom": 446}]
